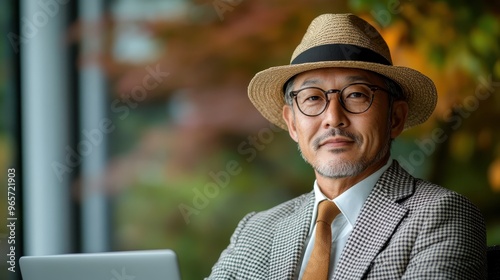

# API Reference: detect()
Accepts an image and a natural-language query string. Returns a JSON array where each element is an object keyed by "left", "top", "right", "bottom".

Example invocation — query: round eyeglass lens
[{"left": 295, "top": 84, "right": 375, "bottom": 115}]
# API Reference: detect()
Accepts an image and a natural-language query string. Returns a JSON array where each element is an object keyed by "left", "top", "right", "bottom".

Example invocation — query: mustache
[{"left": 312, "top": 128, "right": 362, "bottom": 150}]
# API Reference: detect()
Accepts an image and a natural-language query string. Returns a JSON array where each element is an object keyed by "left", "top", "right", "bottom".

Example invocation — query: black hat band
[{"left": 291, "top": 44, "right": 391, "bottom": 66}]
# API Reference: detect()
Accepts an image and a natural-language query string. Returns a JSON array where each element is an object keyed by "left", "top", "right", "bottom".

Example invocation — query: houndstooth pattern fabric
[{"left": 206, "top": 161, "right": 487, "bottom": 279}]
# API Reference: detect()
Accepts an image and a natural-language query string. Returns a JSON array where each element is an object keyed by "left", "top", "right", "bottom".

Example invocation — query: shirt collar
[{"left": 311, "top": 158, "right": 393, "bottom": 230}]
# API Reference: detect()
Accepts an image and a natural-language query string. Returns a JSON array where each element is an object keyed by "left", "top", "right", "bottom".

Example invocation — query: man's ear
[
  {"left": 283, "top": 105, "right": 299, "bottom": 142},
  {"left": 390, "top": 100, "right": 409, "bottom": 139}
]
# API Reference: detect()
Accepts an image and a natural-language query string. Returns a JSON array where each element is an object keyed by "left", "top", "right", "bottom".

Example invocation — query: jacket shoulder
[
  {"left": 382, "top": 161, "right": 480, "bottom": 209},
  {"left": 250, "top": 192, "right": 313, "bottom": 222},
  {"left": 207, "top": 192, "right": 313, "bottom": 279}
]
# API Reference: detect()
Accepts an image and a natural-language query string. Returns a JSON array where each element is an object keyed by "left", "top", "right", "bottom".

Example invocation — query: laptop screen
[{"left": 19, "top": 249, "right": 181, "bottom": 280}]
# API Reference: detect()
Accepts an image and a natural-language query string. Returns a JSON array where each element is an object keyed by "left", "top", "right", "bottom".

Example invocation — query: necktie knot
[{"left": 317, "top": 200, "right": 339, "bottom": 225}]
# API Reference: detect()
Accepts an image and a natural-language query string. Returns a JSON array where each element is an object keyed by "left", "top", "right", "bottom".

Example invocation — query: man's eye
[
  {"left": 346, "top": 92, "right": 368, "bottom": 99},
  {"left": 306, "top": 95, "right": 322, "bottom": 101}
]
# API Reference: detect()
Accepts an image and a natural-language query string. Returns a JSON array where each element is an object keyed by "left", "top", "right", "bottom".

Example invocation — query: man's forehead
[{"left": 293, "top": 67, "right": 382, "bottom": 86}]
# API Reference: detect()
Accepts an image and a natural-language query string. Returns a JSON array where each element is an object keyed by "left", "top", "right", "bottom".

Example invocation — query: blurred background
[{"left": 1, "top": 0, "right": 499, "bottom": 279}]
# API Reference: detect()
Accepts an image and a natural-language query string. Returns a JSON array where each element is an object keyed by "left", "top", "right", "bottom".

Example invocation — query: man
[{"left": 207, "top": 14, "right": 486, "bottom": 279}]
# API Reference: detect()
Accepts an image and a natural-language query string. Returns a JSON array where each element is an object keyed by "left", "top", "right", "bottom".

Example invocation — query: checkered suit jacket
[{"left": 207, "top": 161, "right": 487, "bottom": 279}]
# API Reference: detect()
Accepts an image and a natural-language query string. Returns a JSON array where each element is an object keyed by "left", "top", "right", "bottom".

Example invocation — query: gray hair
[{"left": 284, "top": 77, "right": 296, "bottom": 106}]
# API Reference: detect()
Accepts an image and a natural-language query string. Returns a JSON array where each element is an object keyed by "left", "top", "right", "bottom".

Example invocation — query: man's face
[{"left": 283, "top": 68, "right": 408, "bottom": 180}]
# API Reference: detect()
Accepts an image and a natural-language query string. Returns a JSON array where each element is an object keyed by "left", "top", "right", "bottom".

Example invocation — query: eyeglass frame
[{"left": 288, "top": 82, "right": 391, "bottom": 116}]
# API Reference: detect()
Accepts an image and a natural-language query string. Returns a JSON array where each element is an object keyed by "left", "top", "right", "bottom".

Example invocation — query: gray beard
[{"left": 298, "top": 128, "right": 391, "bottom": 179}]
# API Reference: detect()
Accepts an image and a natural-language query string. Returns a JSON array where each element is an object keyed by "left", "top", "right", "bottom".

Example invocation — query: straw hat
[{"left": 248, "top": 13, "right": 437, "bottom": 130}]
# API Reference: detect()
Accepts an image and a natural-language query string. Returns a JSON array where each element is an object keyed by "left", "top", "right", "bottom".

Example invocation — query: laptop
[{"left": 19, "top": 249, "right": 181, "bottom": 280}]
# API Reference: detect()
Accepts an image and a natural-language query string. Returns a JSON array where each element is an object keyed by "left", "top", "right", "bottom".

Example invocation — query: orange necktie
[{"left": 302, "top": 200, "right": 340, "bottom": 280}]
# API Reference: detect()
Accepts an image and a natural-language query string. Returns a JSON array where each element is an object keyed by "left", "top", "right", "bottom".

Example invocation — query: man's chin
[{"left": 313, "top": 160, "right": 367, "bottom": 179}]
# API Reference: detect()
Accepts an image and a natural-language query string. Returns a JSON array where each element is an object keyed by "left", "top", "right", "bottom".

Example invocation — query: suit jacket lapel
[
  {"left": 333, "top": 161, "right": 415, "bottom": 279},
  {"left": 269, "top": 192, "right": 314, "bottom": 280}
]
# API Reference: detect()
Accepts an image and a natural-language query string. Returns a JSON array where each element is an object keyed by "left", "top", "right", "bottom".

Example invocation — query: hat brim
[{"left": 248, "top": 61, "right": 437, "bottom": 130}]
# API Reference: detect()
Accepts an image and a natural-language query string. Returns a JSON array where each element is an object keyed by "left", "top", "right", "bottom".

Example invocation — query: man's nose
[{"left": 322, "top": 96, "right": 349, "bottom": 129}]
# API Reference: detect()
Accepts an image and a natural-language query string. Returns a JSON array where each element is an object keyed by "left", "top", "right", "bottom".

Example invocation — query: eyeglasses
[{"left": 289, "top": 83, "right": 389, "bottom": 116}]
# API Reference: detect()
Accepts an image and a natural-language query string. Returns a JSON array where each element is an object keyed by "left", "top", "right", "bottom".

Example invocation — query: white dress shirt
[{"left": 298, "top": 159, "right": 393, "bottom": 279}]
